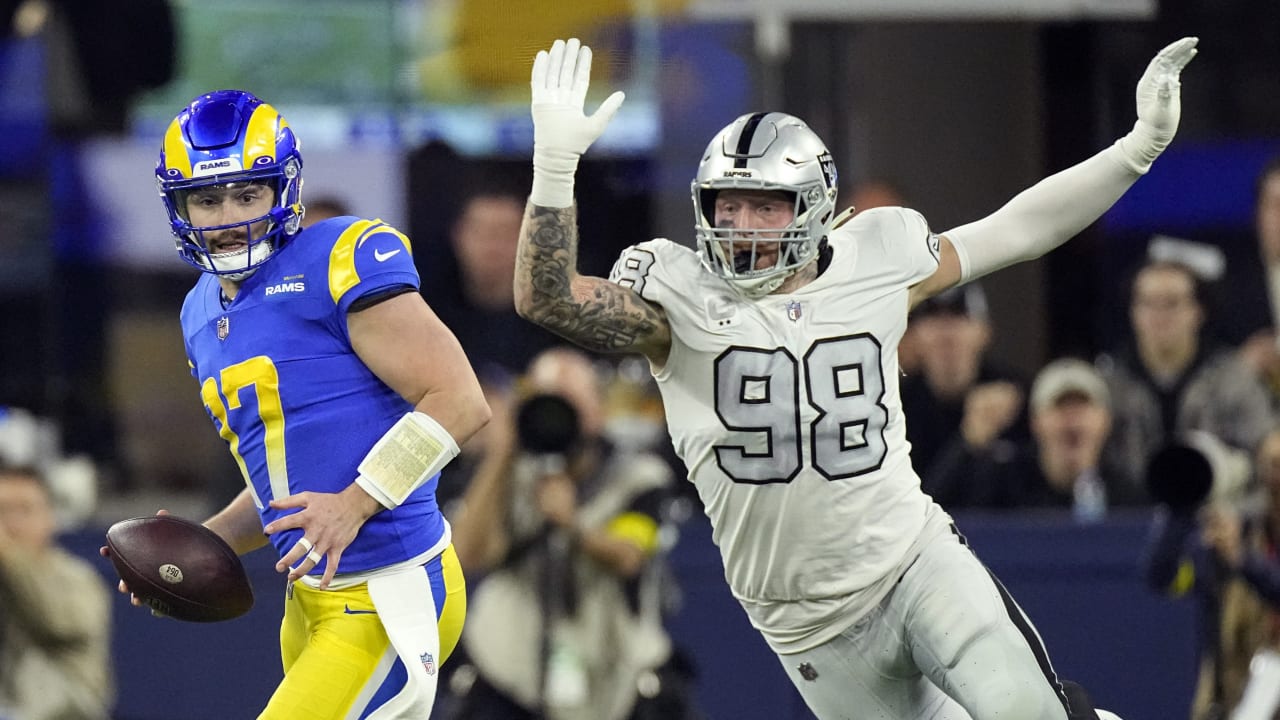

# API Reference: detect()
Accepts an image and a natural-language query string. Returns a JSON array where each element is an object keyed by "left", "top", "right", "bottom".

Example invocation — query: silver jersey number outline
[{"left": 713, "top": 334, "right": 888, "bottom": 484}]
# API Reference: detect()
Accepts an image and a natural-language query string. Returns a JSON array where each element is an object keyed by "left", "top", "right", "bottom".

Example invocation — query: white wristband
[
  {"left": 1113, "top": 119, "right": 1171, "bottom": 175},
  {"left": 530, "top": 145, "right": 580, "bottom": 208},
  {"left": 354, "top": 411, "right": 460, "bottom": 510}
]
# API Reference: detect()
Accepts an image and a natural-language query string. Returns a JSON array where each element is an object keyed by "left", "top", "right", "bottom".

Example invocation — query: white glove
[
  {"left": 530, "top": 37, "right": 626, "bottom": 208},
  {"left": 1114, "top": 36, "right": 1199, "bottom": 174}
]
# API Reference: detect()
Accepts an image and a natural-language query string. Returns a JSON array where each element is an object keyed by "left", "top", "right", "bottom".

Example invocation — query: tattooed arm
[{"left": 514, "top": 202, "right": 672, "bottom": 364}]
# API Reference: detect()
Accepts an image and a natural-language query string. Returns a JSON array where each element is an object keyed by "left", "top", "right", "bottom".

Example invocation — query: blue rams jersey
[{"left": 181, "top": 217, "right": 446, "bottom": 574}]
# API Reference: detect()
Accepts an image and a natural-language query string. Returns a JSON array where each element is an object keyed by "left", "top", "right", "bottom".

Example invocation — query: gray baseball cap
[{"left": 1030, "top": 359, "right": 1109, "bottom": 411}]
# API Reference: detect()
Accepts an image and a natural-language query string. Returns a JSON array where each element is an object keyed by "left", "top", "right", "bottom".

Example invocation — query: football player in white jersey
[{"left": 514, "top": 37, "right": 1198, "bottom": 720}]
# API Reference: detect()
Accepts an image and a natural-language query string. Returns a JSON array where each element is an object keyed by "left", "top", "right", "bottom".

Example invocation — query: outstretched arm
[
  {"left": 910, "top": 36, "right": 1199, "bottom": 306},
  {"left": 513, "top": 38, "right": 672, "bottom": 363}
]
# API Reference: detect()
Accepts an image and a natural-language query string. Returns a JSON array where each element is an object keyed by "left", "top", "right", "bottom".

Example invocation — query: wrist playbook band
[{"left": 354, "top": 411, "right": 460, "bottom": 509}]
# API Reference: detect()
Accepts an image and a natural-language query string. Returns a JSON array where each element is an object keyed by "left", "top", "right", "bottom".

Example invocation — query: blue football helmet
[{"left": 156, "top": 90, "right": 304, "bottom": 278}]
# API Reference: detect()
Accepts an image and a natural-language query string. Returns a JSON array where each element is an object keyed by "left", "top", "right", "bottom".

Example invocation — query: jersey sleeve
[
  {"left": 325, "top": 219, "right": 421, "bottom": 315},
  {"left": 858, "top": 206, "right": 940, "bottom": 286},
  {"left": 178, "top": 280, "right": 209, "bottom": 381},
  {"left": 607, "top": 238, "right": 706, "bottom": 309}
]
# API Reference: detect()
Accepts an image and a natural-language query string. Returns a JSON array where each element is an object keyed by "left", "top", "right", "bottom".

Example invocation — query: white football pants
[{"left": 776, "top": 522, "right": 1073, "bottom": 720}]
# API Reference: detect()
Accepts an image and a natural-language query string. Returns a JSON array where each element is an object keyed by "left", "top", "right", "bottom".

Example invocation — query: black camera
[
  {"left": 515, "top": 392, "right": 581, "bottom": 455},
  {"left": 1144, "top": 431, "right": 1252, "bottom": 512}
]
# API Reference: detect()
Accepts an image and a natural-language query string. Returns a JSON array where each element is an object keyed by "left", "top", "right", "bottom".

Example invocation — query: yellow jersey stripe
[
  {"left": 328, "top": 220, "right": 414, "bottom": 304},
  {"left": 328, "top": 219, "right": 378, "bottom": 304},
  {"left": 357, "top": 221, "right": 412, "bottom": 254}
]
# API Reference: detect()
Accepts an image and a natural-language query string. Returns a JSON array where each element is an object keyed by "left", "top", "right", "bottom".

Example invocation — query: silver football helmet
[{"left": 692, "top": 112, "right": 839, "bottom": 297}]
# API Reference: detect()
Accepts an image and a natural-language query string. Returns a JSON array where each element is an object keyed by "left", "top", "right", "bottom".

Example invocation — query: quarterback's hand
[
  {"left": 99, "top": 508, "right": 170, "bottom": 615},
  {"left": 529, "top": 37, "right": 625, "bottom": 207},
  {"left": 1117, "top": 36, "right": 1198, "bottom": 173},
  {"left": 265, "top": 485, "right": 380, "bottom": 589}
]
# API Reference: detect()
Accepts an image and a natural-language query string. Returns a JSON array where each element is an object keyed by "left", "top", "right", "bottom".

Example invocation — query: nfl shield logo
[
  {"left": 216, "top": 316, "right": 230, "bottom": 341},
  {"left": 420, "top": 652, "right": 436, "bottom": 676},
  {"left": 786, "top": 300, "right": 803, "bottom": 322}
]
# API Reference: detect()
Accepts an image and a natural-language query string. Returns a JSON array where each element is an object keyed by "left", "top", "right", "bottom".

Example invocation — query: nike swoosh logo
[
  {"left": 373, "top": 248, "right": 401, "bottom": 262},
  {"left": 343, "top": 604, "right": 377, "bottom": 615}
]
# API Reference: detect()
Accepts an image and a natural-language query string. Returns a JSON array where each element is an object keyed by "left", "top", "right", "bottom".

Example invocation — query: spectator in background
[
  {"left": 447, "top": 347, "right": 696, "bottom": 720},
  {"left": 1099, "top": 259, "right": 1274, "bottom": 488},
  {"left": 1237, "top": 155, "right": 1280, "bottom": 398},
  {"left": 901, "top": 283, "right": 1027, "bottom": 477},
  {"left": 433, "top": 189, "right": 560, "bottom": 376},
  {"left": 1141, "top": 428, "right": 1280, "bottom": 720},
  {"left": 923, "top": 358, "right": 1140, "bottom": 515},
  {"left": 0, "top": 405, "right": 98, "bottom": 530},
  {"left": 0, "top": 464, "right": 112, "bottom": 720},
  {"left": 1024, "top": 360, "right": 1144, "bottom": 511},
  {"left": 300, "top": 194, "right": 353, "bottom": 227}
]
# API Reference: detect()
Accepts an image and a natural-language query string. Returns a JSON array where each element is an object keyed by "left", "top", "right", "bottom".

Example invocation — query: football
[{"left": 105, "top": 515, "right": 254, "bottom": 622}]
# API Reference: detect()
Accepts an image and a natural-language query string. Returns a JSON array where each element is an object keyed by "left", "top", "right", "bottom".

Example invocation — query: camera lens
[
  {"left": 1145, "top": 442, "right": 1214, "bottom": 511},
  {"left": 515, "top": 393, "right": 581, "bottom": 454}
]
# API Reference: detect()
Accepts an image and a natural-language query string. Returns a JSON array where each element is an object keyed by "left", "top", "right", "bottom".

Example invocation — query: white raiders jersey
[{"left": 608, "top": 206, "right": 951, "bottom": 654}]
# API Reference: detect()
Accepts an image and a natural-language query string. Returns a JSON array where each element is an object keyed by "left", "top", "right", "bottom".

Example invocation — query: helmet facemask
[
  {"left": 691, "top": 112, "right": 839, "bottom": 298},
  {"left": 694, "top": 183, "right": 832, "bottom": 297},
  {"left": 163, "top": 163, "right": 303, "bottom": 281}
]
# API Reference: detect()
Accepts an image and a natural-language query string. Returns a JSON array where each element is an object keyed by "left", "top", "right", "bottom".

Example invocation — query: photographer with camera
[
  {"left": 446, "top": 347, "right": 698, "bottom": 720},
  {"left": 1142, "top": 429, "right": 1280, "bottom": 720}
]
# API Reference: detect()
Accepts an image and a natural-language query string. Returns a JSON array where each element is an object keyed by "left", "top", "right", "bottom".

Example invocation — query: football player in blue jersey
[{"left": 112, "top": 89, "right": 490, "bottom": 719}]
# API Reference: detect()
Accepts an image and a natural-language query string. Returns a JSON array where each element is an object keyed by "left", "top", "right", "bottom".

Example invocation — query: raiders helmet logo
[{"left": 818, "top": 151, "right": 837, "bottom": 190}]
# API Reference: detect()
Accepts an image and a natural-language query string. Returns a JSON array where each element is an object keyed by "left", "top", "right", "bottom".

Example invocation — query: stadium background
[{"left": 3, "top": 0, "right": 1280, "bottom": 718}]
